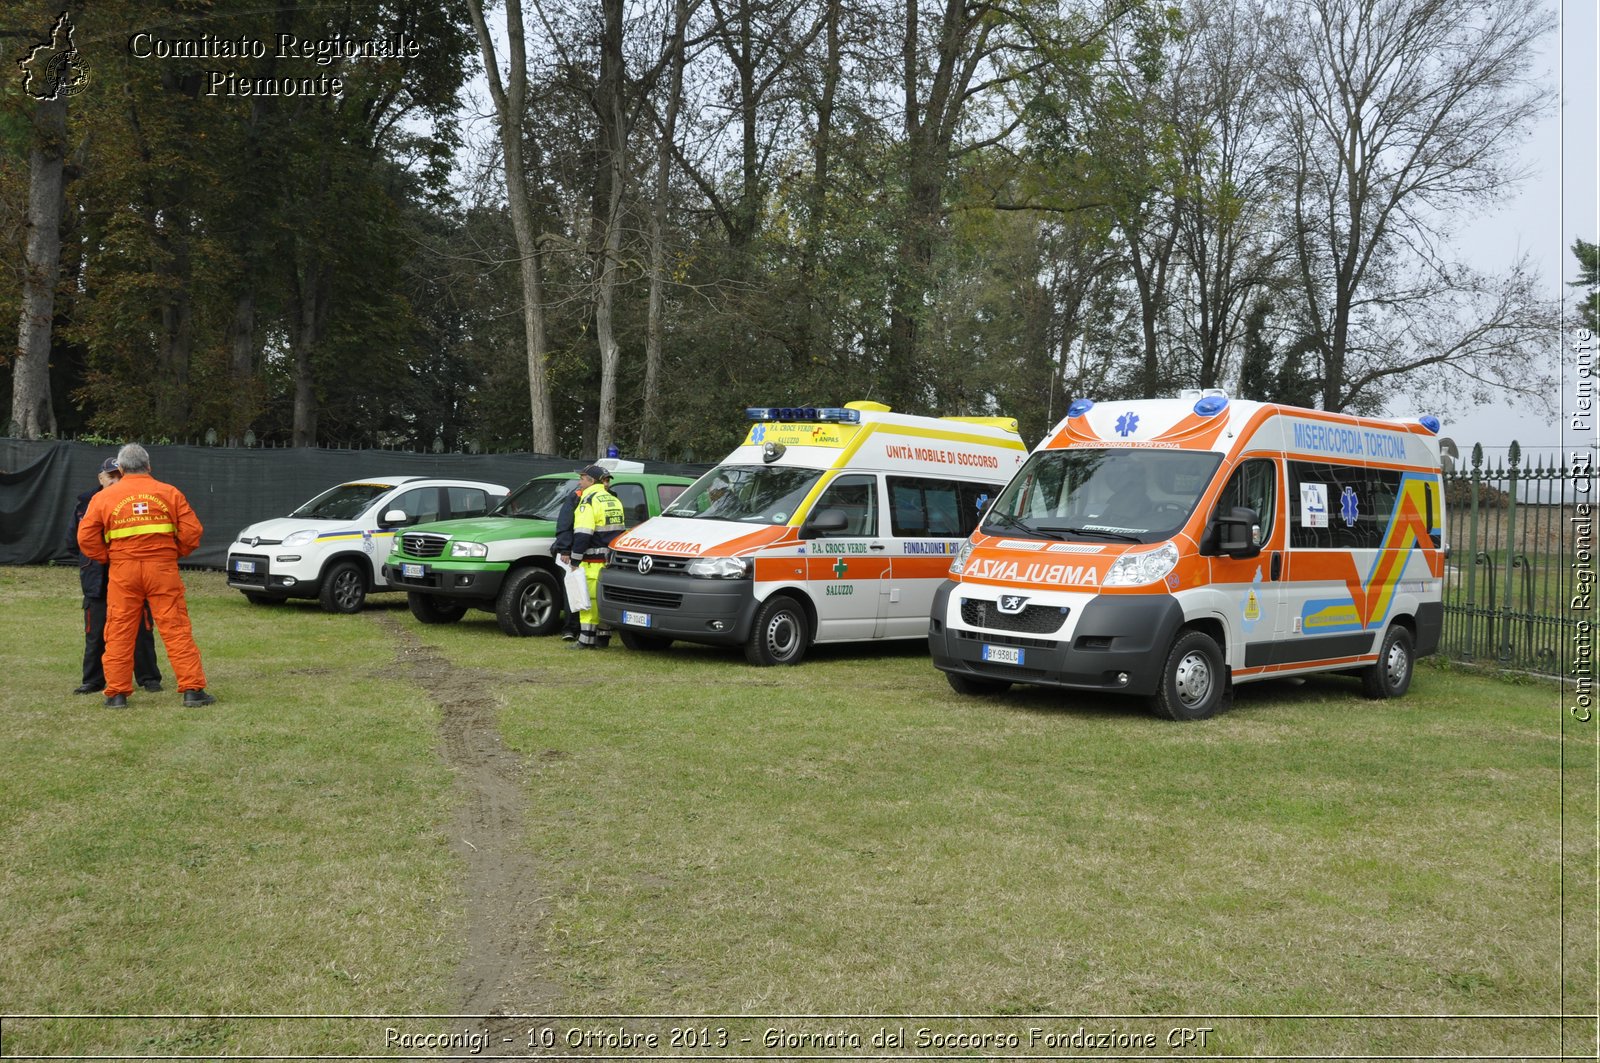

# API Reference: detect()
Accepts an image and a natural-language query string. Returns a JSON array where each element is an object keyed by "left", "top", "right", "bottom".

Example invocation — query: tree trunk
[
  {"left": 11, "top": 93, "right": 67, "bottom": 440},
  {"left": 591, "top": 0, "right": 627, "bottom": 456},
  {"left": 466, "top": 0, "right": 557, "bottom": 453},
  {"left": 641, "top": 0, "right": 689, "bottom": 455}
]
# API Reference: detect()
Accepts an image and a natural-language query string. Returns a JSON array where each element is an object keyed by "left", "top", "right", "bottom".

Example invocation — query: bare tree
[
  {"left": 641, "top": 0, "right": 695, "bottom": 453},
  {"left": 466, "top": 0, "right": 559, "bottom": 453},
  {"left": 1170, "top": 0, "right": 1281, "bottom": 391},
  {"left": 1268, "top": 0, "right": 1556, "bottom": 412},
  {"left": 10, "top": 91, "right": 65, "bottom": 439}
]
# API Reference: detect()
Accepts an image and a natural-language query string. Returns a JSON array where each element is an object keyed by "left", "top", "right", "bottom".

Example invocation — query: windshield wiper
[
  {"left": 1058, "top": 526, "right": 1144, "bottom": 542},
  {"left": 982, "top": 510, "right": 1064, "bottom": 541}
]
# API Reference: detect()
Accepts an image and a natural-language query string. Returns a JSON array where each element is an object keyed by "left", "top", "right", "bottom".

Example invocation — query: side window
[
  {"left": 889, "top": 476, "right": 996, "bottom": 537},
  {"left": 657, "top": 483, "right": 687, "bottom": 511},
  {"left": 813, "top": 474, "right": 879, "bottom": 536},
  {"left": 1289, "top": 462, "right": 1401, "bottom": 549},
  {"left": 1216, "top": 459, "right": 1278, "bottom": 546},
  {"left": 446, "top": 487, "right": 490, "bottom": 519},
  {"left": 388, "top": 487, "right": 441, "bottom": 525},
  {"left": 611, "top": 482, "right": 648, "bottom": 526}
]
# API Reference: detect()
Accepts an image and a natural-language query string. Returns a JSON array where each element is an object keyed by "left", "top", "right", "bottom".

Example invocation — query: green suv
[{"left": 382, "top": 463, "right": 694, "bottom": 636}]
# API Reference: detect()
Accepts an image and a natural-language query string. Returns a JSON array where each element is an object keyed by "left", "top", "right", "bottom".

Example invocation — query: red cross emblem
[{"left": 132, "top": 501, "right": 149, "bottom": 515}]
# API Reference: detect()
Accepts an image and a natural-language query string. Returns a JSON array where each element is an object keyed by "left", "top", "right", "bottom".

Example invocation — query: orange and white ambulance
[
  {"left": 928, "top": 392, "right": 1446, "bottom": 719},
  {"left": 599, "top": 402, "right": 1027, "bottom": 664}
]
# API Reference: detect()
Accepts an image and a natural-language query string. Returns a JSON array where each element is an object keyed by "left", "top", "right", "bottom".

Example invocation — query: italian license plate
[
  {"left": 233, "top": 560, "right": 255, "bottom": 574},
  {"left": 982, "top": 644, "right": 1024, "bottom": 666},
  {"left": 621, "top": 610, "right": 652, "bottom": 628},
  {"left": 401, "top": 564, "right": 425, "bottom": 579}
]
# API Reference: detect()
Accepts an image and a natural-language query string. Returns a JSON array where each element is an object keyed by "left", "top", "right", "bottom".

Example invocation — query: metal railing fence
[{"left": 1441, "top": 442, "right": 1588, "bottom": 676}]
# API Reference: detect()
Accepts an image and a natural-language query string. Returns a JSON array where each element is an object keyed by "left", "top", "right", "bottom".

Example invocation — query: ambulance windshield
[
  {"left": 663, "top": 464, "right": 825, "bottom": 525},
  {"left": 985, "top": 448, "right": 1222, "bottom": 543}
]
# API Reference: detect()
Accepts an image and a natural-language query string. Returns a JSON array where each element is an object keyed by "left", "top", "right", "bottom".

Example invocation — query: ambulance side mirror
[
  {"left": 1211, "top": 507, "right": 1262, "bottom": 559},
  {"left": 802, "top": 508, "right": 849, "bottom": 538},
  {"left": 381, "top": 508, "right": 410, "bottom": 528}
]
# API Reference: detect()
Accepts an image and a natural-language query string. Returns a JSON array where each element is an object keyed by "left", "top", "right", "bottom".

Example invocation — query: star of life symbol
[
  {"left": 1340, "top": 486, "right": 1360, "bottom": 527},
  {"left": 18, "top": 12, "right": 89, "bottom": 102},
  {"left": 1115, "top": 412, "right": 1140, "bottom": 437},
  {"left": 132, "top": 501, "right": 149, "bottom": 515}
]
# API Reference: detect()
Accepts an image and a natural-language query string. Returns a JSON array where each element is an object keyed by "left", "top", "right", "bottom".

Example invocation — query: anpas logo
[{"left": 966, "top": 559, "right": 1099, "bottom": 586}]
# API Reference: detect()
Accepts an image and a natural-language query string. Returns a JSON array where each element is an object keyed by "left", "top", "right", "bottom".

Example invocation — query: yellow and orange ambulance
[
  {"left": 599, "top": 402, "right": 1027, "bottom": 664},
  {"left": 929, "top": 392, "right": 1446, "bottom": 719}
]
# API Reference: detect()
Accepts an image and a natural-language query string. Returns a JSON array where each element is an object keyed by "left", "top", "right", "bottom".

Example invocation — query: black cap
[
  {"left": 579, "top": 464, "right": 611, "bottom": 481},
  {"left": 98, "top": 458, "right": 120, "bottom": 474}
]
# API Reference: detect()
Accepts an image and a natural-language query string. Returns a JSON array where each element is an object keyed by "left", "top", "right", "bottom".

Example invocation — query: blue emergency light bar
[{"left": 745, "top": 406, "right": 862, "bottom": 424}]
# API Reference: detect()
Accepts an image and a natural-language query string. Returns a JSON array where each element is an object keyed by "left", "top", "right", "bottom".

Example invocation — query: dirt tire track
[{"left": 375, "top": 613, "right": 561, "bottom": 1030}]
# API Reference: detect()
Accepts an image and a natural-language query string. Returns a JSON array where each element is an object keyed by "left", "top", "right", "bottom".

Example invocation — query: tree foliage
[{"left": 1, "top": 0, "right": 1563, "bottom": 452}]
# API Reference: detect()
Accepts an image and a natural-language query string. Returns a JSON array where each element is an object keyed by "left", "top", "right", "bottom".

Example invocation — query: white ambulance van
[
  {"left": 928, "top": 393, "right": 1446, "bottom": 720},
  {"left": 599, "top": 402, "right": 1027, "bottom": 664}
]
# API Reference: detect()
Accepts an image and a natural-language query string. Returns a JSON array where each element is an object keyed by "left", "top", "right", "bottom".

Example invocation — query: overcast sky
[{"left": 1435, "top": 0, "right": 1597, "bottom": 459}]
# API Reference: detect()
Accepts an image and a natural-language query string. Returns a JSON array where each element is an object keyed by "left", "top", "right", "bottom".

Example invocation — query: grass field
[{"left": 0, "top": 565, "right": 1593, "bottom": 1058}]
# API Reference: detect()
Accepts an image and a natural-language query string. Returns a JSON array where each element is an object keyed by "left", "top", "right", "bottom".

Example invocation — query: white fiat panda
[{"left": 225, "top": 476, "right": 507, "bottom": 613}]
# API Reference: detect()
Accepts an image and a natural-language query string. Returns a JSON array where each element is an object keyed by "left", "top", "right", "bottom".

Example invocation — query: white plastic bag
[{"left": 564, "top": 565, "right": 591, "bottom": 611}]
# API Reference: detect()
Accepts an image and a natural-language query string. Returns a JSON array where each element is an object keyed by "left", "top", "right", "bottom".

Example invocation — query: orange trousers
[{"left": 103, "top": 559, "right": 206, "bottom": 696}]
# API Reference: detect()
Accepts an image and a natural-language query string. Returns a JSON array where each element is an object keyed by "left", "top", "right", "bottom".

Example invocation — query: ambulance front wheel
[
  {"left": 745, "top": 596, "right": 809, "bottom": 666},
  {"left": 1150, "top": 629, "right": 1232, "bottom": 721},
  {"left": 1360, "top": 624, "right": 1414, "bottom": 699}
]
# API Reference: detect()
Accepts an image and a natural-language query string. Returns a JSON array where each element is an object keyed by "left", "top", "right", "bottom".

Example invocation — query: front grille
[
  {"left": 602, "top": 585, "right": 684, "bottom": 609},
  {"left": 960, "top": 597, "right": 1070, "bottom": 634},
  {"left": 400, "top": 533, "right": 449, "bottom": 559},
  {"left": 609, "top": 551, "right": 692, "bottom": 575},
  {"left": 229, "top": 553, "right": 269, "bottom": 587}
]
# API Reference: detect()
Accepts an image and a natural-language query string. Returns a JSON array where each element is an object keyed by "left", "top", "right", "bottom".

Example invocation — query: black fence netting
[{"left": 1, "top": 439, "right": 709, "bottom": 571}]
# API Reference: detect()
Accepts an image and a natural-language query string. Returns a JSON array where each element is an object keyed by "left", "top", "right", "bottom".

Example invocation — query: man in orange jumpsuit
[{"left": 76, "top": 443, "right": 216, "bottom": 709}]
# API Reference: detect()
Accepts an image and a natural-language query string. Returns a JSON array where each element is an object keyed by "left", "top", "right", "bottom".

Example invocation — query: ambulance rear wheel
[
  {"left": 945, "top": 672, "right": 1013, "bottom": 696},
  {"left": 1149, "top": 629, "right": 1231, "bottom": 721},
  {"left": 1360, "top": 624, "right": 1414, "bottom": 699},
  {"left": 409, "top": 593, "right": 466, "bottom": 625},
  {"left": 745, "top": 596, "right": 809, "bottom": 666},
  {"left": 497, "top": 567, "right": 562, "bottom": 637}
]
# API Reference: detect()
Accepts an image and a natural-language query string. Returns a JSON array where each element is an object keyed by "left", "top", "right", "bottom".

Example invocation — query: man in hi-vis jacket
[
  {"left": 568, "top": 464, "right": 625, "bottom": 649},
  {"left": 76, "top": 443, "right": 216, "bottom": 709}
]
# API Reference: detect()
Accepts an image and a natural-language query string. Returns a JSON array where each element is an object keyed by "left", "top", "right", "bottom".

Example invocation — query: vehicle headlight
[
  {"left": 450, "top": 541, "right": 488, "bottom": 558},
  {"left": 1104, "top": 541, "right": 1180, "bottom": 586},
  {"left": 948, "top": 539, "right": 976, "bottom": 575},
  {"left": 686, "top": 556, "right": 749, "bottom": 579},
  {"left": 282, "top": 529, "right": 319, "bottom": 547}
]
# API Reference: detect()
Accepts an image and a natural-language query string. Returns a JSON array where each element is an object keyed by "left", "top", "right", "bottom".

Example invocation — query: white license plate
[
  {"left": 982, "top": 644, "right": 1024, "bottom": 666},
  {"left": 233, "top": 560, "right": 256, "bottom": 574},
  {"left": 402, "top": 564, "right": 425, "bottom": 579},
  {"left": 621, "top": 610, "right": 652, "bottom": 628}
]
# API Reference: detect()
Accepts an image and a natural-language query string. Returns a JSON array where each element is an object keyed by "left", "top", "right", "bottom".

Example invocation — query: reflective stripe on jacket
[{"left": 77, "top": 471, "right": 204, "bottom": 563}]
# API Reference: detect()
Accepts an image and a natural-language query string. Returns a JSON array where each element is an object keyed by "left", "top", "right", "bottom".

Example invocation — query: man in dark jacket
[
  {"left": 73, "top": 458, "right": 162, "bottom": 695},
  {"left": 551, "top": 469, "right": 592, "bottom": 641}
]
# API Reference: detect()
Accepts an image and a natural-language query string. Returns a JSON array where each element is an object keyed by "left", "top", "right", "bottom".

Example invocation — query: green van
[{"left": 382, "top": 461, "right": 695, "bottom": 636}]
